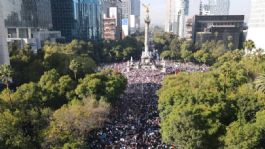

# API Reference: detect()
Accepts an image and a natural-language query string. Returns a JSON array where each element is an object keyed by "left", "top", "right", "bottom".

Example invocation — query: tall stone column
[
  {"left": 0, "top": 1, "right": 10, "bottom": 65},
  {"left": 144, "top": 16, "right": 150, "bottom": 55}
]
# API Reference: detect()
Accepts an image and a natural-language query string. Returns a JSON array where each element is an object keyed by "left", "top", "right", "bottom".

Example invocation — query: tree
[
  {"left": 74, "top": 55, "right": 96, "bottom": 77},
  {"left": 44, "top": 53, "right": 70, "bottom": 75},
  {"left": 158, "top": 72, "right": 232, "bottom": 148},
  {"left": 39, "top": 69, "right": 75, "bottom": 109},
  {"left": 224, "top": 121, "right": 263, "bottom": 149},
  {"left": 39, "top": 69, "right": 60, "bottom": 94},
  {"left": 69, "top": 59, "right": 81, "bottom": 80},
  {"left": 224, "top": 110, "right": 265, "bottom": 148},
  {"left": 0, "top": 110, "right": 28, "bottom": 148},
  {"left": 123, "top": 47, "right": 135, "bottom": 59},
  {"left": 193, "top": 49, "right": 211, "bottom": 64},
  {"left": 214, "top": 32, "right": 219, "bottom": 42},
  {"left": 158, "top": 53, "right": 265, "bottom": 148},
  {"left": 244, "top": 40, "right": 256, "bottom": 54},
  {"left": 12, "top": 83, "right": 43, "bottom": 110},
  {"left": 169, "top": 38, "right": 182, "bottom": 59},
  {"left": 214, "top": 50, "right": 243, "bottom": 68},
  {"left": 180, "top": 45, "right": 193, "bottom": 62},
  {"left": 0, "top": 64, "right": 13, "bottom": 90},
  {"left": 57, "top": 75, "right": 76, "bottom": 101},
  {"left": 227, "top": 36, "right": 234, "bottom": 50},
  {"left": 0, "top": 65, "right": 13, "bottom": 108},
  {"left": 160, "top": 50, "right": 172, "bottom": 59},
  {"left": 75, "top": 74, "right": 105, "bottom": 100},
  {"left": 160, "top": 104, "right": 224, "bottom": 148},
  {"left": 0, "top": 82, "right": 51, "bottom": 149},
  {"left": 43, "top": 97, "right": 110, "bottom": 148},
  {"left": 75, "top": 70, "right": 126, "bottom": 103},
  {"left": 255, "top": 74, "right": 265, "bottom": 93},
  {"left": 211, "top": 41, "right": 226, "bottom": 60}
]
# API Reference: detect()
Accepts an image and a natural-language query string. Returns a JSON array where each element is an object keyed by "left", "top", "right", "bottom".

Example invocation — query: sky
[{"left": 140, "top": 0, "right": 251, "bottom": 26}]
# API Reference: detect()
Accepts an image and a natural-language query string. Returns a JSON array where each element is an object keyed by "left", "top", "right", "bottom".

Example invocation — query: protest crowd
[{"left": 88, "top": 62, "right": 209, "bottom": 148}]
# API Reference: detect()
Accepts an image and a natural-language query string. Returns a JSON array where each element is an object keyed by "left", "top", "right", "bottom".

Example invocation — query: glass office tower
[
  {"left": 2, "top": 0, "right": 52, "bottom": 39},
  {"left": 51, "top": 0, "right": 75, "bottom": 41},
  {"left": 74, "top": 0, "right": 102, "bottom": 40},
  {"left": 247, "top": 0, "right": 265, "bottom": 50},
  {"left": 130, "top": 0, "right": 140, "bottom": 33},
  {"left": 51, "top": 0, "right": 102, "bottom": 41}
]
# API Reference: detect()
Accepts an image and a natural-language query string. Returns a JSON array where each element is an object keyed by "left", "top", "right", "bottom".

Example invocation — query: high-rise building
[
  {"left": 102, "top": 0, "right": 122, "bottom": 40},
  {"left": 120, "top": 0, "right": 140, "bottom": 35},
  {"left": 121, "top": 0, "right": 131, "bottom": 19},
  {"left": 51, "top": 0, "right": 102, "bottom": 41},
  {"left": 103, "top": 18, "right": 118, "bottom": 40},
  {"left": 0, "top": 1, "right": 10, "bottom": 65},
  {"left": 131, "top": 0, "right": 140, "bottom": 18},
  {"left": 209, "top": 0, "right": 230, "bottom": 15},
  {"left": 103, "top": 7, "right": 121, "bottom": 40},
  {"left": 51, "top": 0, "right": 74, "bottom": 41},
  {"left": 2, "top": 0, "right": 52, "bottom": 37},
  {"left": 74, "top": 0, "right": 102, "bottom": 40},
  {"left": 247, "top": 0, "right": 265, "bottom": 50},
  {"left": 102, "top": 0, "right": 121, "bottom": 18},
  {"left": 130, "top": 0, "right": 140, "bottom": 33},
  {"left": 121, "top": 0, "right": 130, "bottom": 37},
  {"left": 165, "top": 0, "right": 176, "bottom": 33},
  {"left": 200, "top": 0, "right": 230, "bottom": 15},
  {"left": 2, "top": 0, "right": 56, "bottom": 52},
  {"left": 192, "top": 15, "right": 244, "bottom": 49},
  {"left": 165, "top": 0, "right": 189, "bottom": 38}
]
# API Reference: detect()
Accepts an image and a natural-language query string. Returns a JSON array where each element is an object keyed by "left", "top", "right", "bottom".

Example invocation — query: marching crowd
[
  {"left": 88, "top": 62, "right": 208, "bottom": 148},
  {"left": 99, "top": 61, "right": 209, "bottom": 74},
  {"left": 163, "top": 62, "right": 209, "bottom": 74}
]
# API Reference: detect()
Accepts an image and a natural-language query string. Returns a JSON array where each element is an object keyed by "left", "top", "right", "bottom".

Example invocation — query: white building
[
  {"left": 130, "top": 0, "right": 140, "bottom": 33},
  {"left": 6, "top": 30, "right": 62, "bottom": 53},
  {"left": 165, "top": 0, "right": 189, "bottom": 38},
  {"left": 247, "top": 0, "right": 265, "bottom": 50},
  {"left": 1, "top": 0, "right": 62, "bottom": 53},
  {"left": 0, "top": 1, "right": 10, "bottom": 65},
  {"left": 121, "top": 0, "right": 140, "bottom": 35},
  {"left": 201, "top": 0, "right": 230, "bottom": 15},
  {"left": 165, "top": 0, "right": 177, "bottom": 33},
  {"left": 209, "top": 0, "right": 230, "bottom": 15},
  {"left": 122, "top": 18, "right": 129, "bottom": 37}
]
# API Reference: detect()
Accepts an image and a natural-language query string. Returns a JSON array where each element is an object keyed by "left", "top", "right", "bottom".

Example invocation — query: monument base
[
  {"left": 141, "top": 51, "right": 155, "bottom": 65},
  {"left": 141, "top": 57, "right": 152, "bottom": 65}
]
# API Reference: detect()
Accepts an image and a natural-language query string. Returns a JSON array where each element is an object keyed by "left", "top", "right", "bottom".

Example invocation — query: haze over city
[{"left": 141, "top": 0, "right": 251, "bottom": 26}]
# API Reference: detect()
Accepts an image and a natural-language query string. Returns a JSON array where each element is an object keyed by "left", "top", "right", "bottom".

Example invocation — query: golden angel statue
[{"left": 142, "top": 3, "right": 150, "bottom": 13}]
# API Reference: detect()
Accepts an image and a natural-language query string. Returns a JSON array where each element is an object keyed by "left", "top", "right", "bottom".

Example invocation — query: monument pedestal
[
  {"left": 141, "top": 51, "right": 152, "bottom": 64},
  {"left": 128, "top": 3, "right": 160, "bottom": 71}
]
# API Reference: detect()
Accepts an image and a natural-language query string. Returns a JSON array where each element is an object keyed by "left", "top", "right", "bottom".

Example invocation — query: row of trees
[
  {"left": 8, "top": 36, "right": 143, "bottom": 86},
  {"left": 153, "top": 32, "right": 253, "bottom": 65},
  {"left": 158, "top": 50, "right": 265, "bottom": 148},
  {"left": 8, "top": 32, "right": 245, "bottom": 87},
  {"left": 0, "top": 66, "right": 126, "bottom": 148},
  {"left": 1, "top": 37, "right": 128, "bottom": 148}
]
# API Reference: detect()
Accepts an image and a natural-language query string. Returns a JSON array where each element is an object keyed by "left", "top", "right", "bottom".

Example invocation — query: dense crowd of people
[
  {"left": 88, "top": 62, "right": 209, "bottom": 148},
  {"left": 164, "top": 62, "right": 209, "bottom": 74},
  {"left": 100, "top": 61, "right": 209, "bottom": 74}
]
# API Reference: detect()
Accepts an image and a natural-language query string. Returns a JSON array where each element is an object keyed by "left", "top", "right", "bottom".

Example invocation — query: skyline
[{"left": 140, "top": 0, "right": 251, "bottom": 26}]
